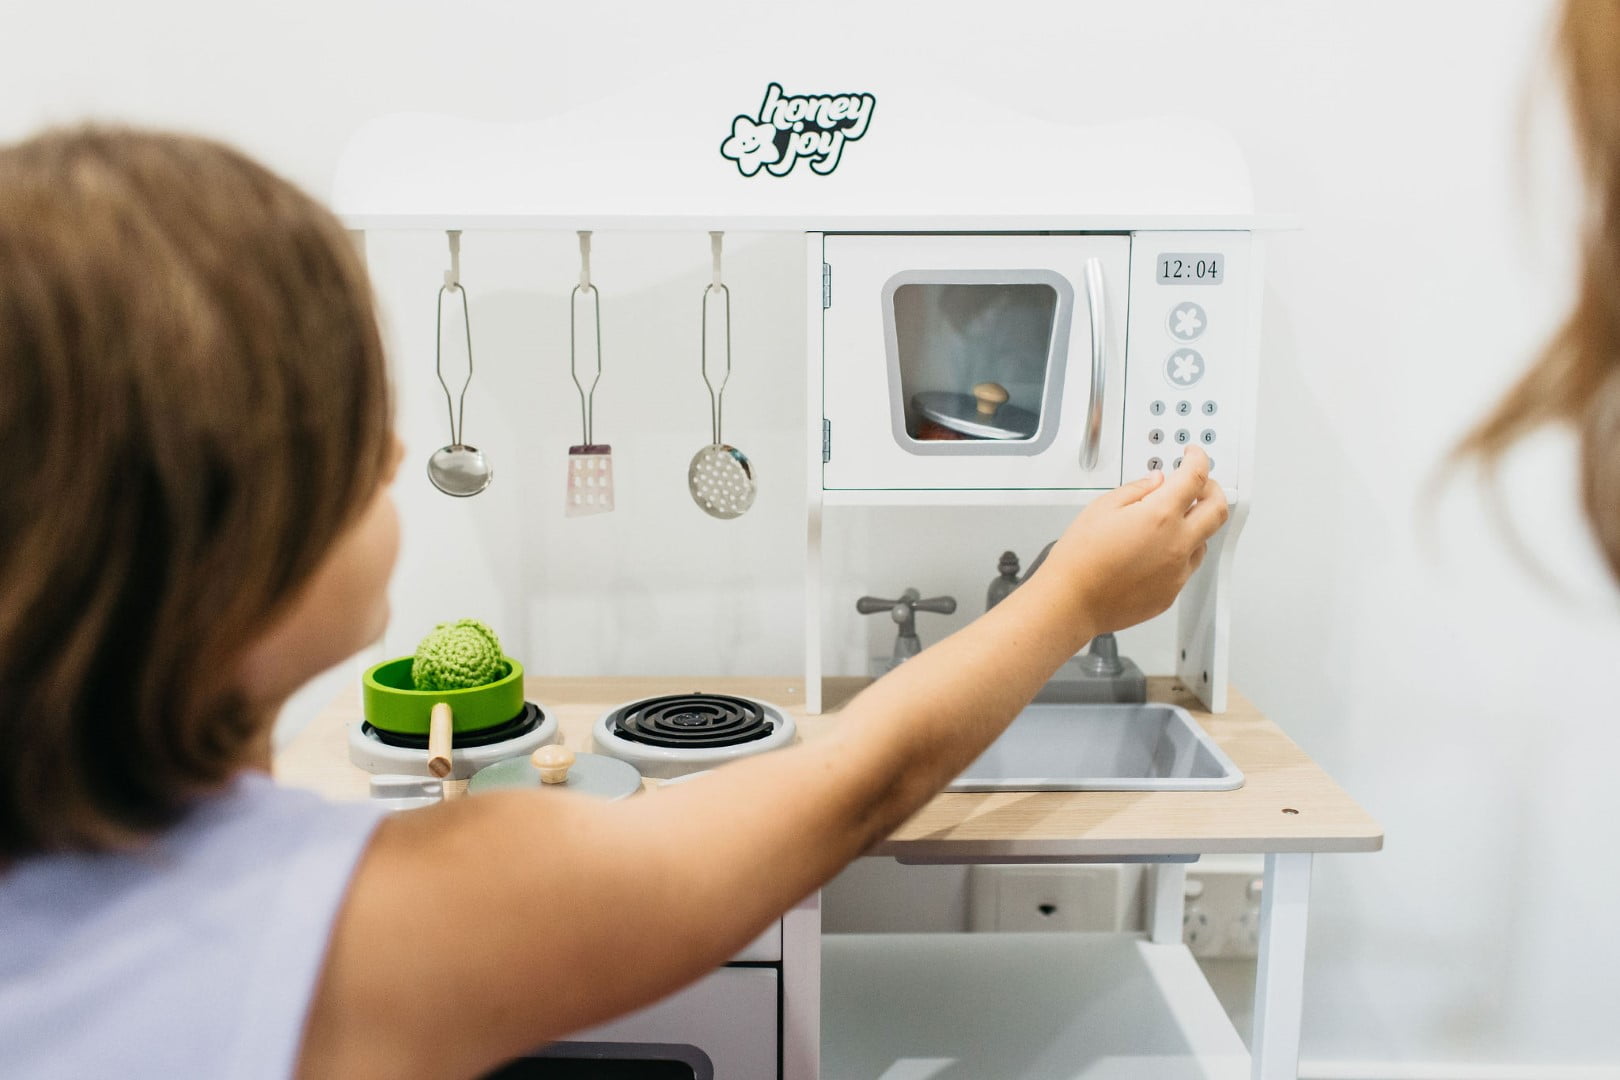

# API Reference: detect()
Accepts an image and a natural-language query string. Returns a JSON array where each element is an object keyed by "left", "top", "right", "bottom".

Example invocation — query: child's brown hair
[
  {"left": 1459, "top": 0, "right": 1620, "bottom": 580},
  {"left": 0, "top": 128, "right": 392, "bottom": 856}
]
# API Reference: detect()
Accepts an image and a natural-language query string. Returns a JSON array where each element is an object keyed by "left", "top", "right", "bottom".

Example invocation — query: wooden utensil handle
[{"left": 428, "top": 702, "right": 453, "bottom": 778}]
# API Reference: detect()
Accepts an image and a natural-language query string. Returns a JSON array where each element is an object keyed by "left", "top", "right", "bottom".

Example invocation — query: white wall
[{"left": 7, "top": 0, "right": 1618, "bottom": 1070}]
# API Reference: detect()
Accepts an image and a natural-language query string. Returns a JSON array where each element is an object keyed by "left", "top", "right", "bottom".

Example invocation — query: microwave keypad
[
  {"left": 1141, "top": 400, "right": 1219, "bottom": 470},
  {"left": 1126, "top": 233, "right": 1246, "bottom": 489}
]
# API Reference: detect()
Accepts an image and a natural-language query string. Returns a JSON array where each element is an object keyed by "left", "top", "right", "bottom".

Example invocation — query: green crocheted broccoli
[{"left": 411, "top": 619, "right": 505, "bottom": 691}]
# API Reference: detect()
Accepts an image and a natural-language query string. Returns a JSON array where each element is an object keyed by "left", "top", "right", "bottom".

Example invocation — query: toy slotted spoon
[
  {"left": 688, "top": 231, "right": 756, "bottom": 520},
  {"left": 566, "top": 231, "right": 614, "bottom": 516}
]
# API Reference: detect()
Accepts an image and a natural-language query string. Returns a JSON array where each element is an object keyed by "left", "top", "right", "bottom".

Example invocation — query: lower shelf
[{"left": 822, "top": 932, "right": 1249, "bottom": 1080}]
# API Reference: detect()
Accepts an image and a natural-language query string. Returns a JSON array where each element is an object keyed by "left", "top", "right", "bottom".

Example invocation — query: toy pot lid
[
  {"left": 912, "top": 388, "right": 1037, "bottom": 440},
  {"left": 469, "top": 746, "right": 642, "bottom": 801}
]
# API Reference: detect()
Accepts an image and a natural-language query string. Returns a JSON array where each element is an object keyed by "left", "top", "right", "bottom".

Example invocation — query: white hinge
[
  {"left": 822, "top": 418, "right": 831, "bottom": 463},
  {"left": 821, "top": 262, "right": 831, "bottom": 309}
]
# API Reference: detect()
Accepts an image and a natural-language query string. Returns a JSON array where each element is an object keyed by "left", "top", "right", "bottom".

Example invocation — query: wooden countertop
[{"left": 274, "top": 675, "right": 1383, "bottom": 859}]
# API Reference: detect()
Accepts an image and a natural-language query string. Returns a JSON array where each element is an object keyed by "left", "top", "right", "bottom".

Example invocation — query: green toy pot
[{"left": 362, "top": 656, "right": 526, "bottom": 736}]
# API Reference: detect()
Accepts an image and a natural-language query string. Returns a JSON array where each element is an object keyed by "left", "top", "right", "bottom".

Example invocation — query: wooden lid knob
[
  {"left": 531, "top": 744, "right": 576, "bottom": 785},
  {"left": 972, "top": 382, "right": 1009, "bottom": 416}
]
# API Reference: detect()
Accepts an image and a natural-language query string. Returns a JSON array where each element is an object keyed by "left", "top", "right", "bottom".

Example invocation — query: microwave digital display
[{"left": 1157, "top": 253, "right": 1224, "bottom": 285}]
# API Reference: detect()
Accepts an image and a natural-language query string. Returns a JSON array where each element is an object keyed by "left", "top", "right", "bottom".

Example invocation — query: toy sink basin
[
  {"left": 947, "top": 703, "right": 1244, "bottom": 792},
  {"left": 362, "top": 656, "right": 526, "bottom": 736}
]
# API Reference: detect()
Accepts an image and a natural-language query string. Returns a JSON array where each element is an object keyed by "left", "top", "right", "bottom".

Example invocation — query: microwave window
[{"left": 890, "top": 281, "right": 1060, "bottom": 444}]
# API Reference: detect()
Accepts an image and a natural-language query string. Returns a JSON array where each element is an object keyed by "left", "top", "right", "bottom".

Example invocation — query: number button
[
  {"left": 1172, "top": 456, "right": 1184, "bottom": 470},
  {"left": 1202, "top": 401, "right": 1217, "bottom": 416},
  {"left": 1150, "top": 400, "right": 1166, "bottom": 417},
  {"left": 1176, "top": 400, "right": 1193, "bottom": 416},
  {"left": 1165, "top": 349, "right": 1205, "bottom": 388},
  {"left": 1148, "top": 429, "right": 1164, "bottom": 445},
  {"left": 1174, "top": 429, "right": 1191, "bottom": 445},
  {"left": 1147, "top": 456, "right": 1164, "bottom": 472},
  {"left": 1200, "top": 429, "right": 1216, "bottom": 445},
  {"left": 1168, "top": 302, "right": 1207, "bottom": 342}
]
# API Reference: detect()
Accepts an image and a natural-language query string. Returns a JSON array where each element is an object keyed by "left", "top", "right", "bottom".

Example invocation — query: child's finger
[
  {"left": 1096, "top": 469, "right": 1166, "bottom": 508},
  {"left": 1182, "top": 479, "right": 1230, "bottom": 539},
  {"left": 1146, "top": 447, "right": 1211, "bottom": 510}
]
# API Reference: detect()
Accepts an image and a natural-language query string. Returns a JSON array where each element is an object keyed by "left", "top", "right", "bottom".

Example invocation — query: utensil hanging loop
[
  {"left": 436, "top": 230, "right": 473, "bottom": 447},
  {"left": 571, "top": 230, "right": 603, "bottom": 446},
  {"left": 700, "top": 231, "right": 732, "bottom": 445}
]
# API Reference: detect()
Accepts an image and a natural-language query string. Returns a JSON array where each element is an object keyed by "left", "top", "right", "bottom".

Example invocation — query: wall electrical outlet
[
  {"left": 1182, "top": 858, "right": 1264, "bottom": 960},
  {"left": 1183, "top": 903, "right": 1217, "bottom": 957},
  {"left": 968, "top": 865, "right": 1143, "bottom": 932}
]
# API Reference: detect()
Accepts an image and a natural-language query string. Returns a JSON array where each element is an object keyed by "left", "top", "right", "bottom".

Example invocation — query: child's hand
[{"left": 1040, "top": 447, "right": 1229, "bottom": 635}]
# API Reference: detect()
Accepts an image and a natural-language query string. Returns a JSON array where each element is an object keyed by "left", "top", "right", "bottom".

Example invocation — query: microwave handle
[{"left": 1081, "top": 257, "right": 1106, "bottom": 470}]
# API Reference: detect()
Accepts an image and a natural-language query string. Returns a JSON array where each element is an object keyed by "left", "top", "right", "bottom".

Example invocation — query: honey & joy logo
[{"left": 720, "top": 83, "right": 876, "bottom": 178}]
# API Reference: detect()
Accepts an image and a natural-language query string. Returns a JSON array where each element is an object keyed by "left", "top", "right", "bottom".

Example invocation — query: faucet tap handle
[
  {"left": 856, "top": 588, "right": 957, "bottom": 668},
  {"left": 856, "top": 589, "right": 956, "bottom": 621}
]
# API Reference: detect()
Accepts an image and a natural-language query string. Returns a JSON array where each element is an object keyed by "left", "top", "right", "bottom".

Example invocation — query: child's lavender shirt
[{"left": 0, "top": 772, "right": 389, "bottom": 1079}]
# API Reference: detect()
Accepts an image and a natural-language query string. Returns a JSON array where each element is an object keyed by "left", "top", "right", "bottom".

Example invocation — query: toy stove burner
[
  {"left": 612, "top": 694, "right": 773, "bottom": 748},
  {"left": 348, "top": 701, "right": 560, "bottom": 782},
  {"left": 593, "top": 692, "right": 797, "bottom": 780}
]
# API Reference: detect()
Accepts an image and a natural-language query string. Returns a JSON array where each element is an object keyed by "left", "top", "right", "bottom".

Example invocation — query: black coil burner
[
  {"left": 362, "top": 702, "right": 546, "bottom": 750},
  {"left": 608, "top": 693, "right": 774, "bottom": 749}
]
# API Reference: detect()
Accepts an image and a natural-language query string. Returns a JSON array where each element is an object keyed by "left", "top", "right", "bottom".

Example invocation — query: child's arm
[{"left": 299, "top": 450, "right": 1227, "bottom": 1080}]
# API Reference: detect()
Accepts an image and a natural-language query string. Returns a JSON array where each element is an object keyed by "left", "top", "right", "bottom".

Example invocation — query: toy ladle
[{"left": 428, "top": 230, "right": 493, "bottom": 497}]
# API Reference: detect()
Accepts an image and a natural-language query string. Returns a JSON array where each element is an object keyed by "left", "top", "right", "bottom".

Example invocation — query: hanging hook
[
  {"left": 444, "top": 229, "right": 462, "bottom": 289},
  {"left": 709, "top": 231, "right": 724, "bottom": 292}
]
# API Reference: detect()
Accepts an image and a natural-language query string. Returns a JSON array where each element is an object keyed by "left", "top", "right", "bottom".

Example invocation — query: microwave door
[{"left": 821, "top": 233, "right": 1129, "bottom": 493}]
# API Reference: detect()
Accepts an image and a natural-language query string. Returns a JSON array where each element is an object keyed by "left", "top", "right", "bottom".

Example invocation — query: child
[{"left": 0, "top": 127, "right": 1226, "bottom": 1079}]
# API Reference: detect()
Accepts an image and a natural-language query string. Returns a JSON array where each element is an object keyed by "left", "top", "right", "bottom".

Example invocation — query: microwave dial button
[
  {"left": 1150, "top": 400, "right": 1166, "bottom": 416},
  {"left": 1148, "top": 429, "right": 1165, "bottom": 445},
  {"left": 1147, "top": 456, "right": 1164, "bottom": 472},
  {"left": 1201, "top": 429, "right": 1217, "bottom": 445},
  {"left": 1168, "top": 303, "right": 1207, "bottom": 342},
  {"left": 1202, "top": 400, "right": 1218, "bottom": 416},
  {"left": 1174, "top": 429, "right": 1191, "bottom": 445},
  {"left": 1175, "top": 400, "right": 1193, "bottom": 416},
  {"left": 1166, "top": 350, "right": 1205, "bottom": 388}
]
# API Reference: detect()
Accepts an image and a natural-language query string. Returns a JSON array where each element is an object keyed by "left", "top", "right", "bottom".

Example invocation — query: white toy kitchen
[{"left": 276, "top": 82, "right": 1382, "bottom": 1080}]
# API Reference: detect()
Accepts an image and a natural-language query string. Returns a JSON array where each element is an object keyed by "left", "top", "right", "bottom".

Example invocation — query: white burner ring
[
  {"left": 347, "top": 706, "right": 560, "bottom": 781},
  {"left": 592, "top": 696, "right": 797, "bottom": 780}
]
